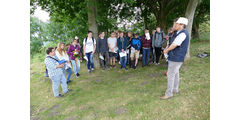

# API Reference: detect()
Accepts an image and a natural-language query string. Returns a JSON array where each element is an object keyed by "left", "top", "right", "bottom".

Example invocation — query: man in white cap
[{"left": 160, "top": 17, "right": 189, "bottom": 100}]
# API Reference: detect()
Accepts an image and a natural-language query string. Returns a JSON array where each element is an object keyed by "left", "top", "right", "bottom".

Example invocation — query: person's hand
[
  {"left": 92, "top": 51, "right": 95, "bottom": 54},
  {"left": 163, "top": 48, "right": 169, "bottom": 54},
  {"left": 57, "top": 64, "right": 64, "bottom": 68},
  {"left": 83, "top": 53, "right": 85, "bottom": 56},
  {"left": 135, "top": 50, "right": 139, "bottom": 53},
  {"left": 165, "top": 36, "right": 169, "bottom": 40}
]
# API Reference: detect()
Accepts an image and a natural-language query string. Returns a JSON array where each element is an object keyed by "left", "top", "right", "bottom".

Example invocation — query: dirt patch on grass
[
  {"left": 96, "top": 79, "right": 102, "bottom": 83},
  {"left": 141, "top": 81, "right": 149, "bottom": 86},
  {"left": 115, "top": 107, "right": 126, "bottom": 115},
  {"left": 64, "top": 116, "right": 78, "bottom": 120},
  {"left": 49, "top": 104, "right": 61, "bottom": 117},
  {"left": 151, "top": 73, "right": 160, "bottom": 78},
  {"left": 119, "top": 74, "right": 135, "bottom": 81}
]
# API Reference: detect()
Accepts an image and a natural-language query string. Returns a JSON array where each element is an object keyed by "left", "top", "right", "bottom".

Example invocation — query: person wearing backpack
[
  {"left": 83, "top": 31, "right": 96, "bottom": 73},
  {"left": 68, "top": 38, "right": 81, "bottom": 78},
  {"left": 45, "top": 47, "right": 72, "bottom": 98},
  {"left": 152, "top": 26, "right": 165, "bottom": 65},
  {"left": 117, "top": 31, "right": 128, "bottom": 71},
  {"left": 97, "top": 31, "right": 109, "bottom": 70},
  {"left": 130, "top": 33, "right": 141, "bottom": 70},
  {"left": 141, "top": 28, "right": 152, "bottom": 67}
]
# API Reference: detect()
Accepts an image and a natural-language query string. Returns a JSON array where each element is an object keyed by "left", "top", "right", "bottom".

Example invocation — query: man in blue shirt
[
  {"left": 130, "top": 33, "right": 141, "bottom": 70},
  {"left": 161, "top": 17, "right": 189, "bottom": 100},
  {"left": 45, "top": 47, "right": 72, "bottom": 98}
]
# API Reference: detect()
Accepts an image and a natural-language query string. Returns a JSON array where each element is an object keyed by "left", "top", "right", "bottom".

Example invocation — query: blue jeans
[
  {"left": 71, "top": 59, "right": 80, "bottom": 75},
  {"left": 64, "top": 68, "right": 72, "bottom": 82},
  {"left": 49, "top": 74, "right": 68, "bottom": 97},
  {"left": 120, "top": 56, "right": 127, "bottom": 68},
  {"left": 142, "top": 48, "right": 150, "bottom": 66},
  {"left": 86, "top": 52, "right": 94, "bottom": 70}
]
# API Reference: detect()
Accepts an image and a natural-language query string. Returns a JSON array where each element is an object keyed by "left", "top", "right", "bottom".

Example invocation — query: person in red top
[{"left": 141, "top": 28, "right": 152, "bottom": 67}]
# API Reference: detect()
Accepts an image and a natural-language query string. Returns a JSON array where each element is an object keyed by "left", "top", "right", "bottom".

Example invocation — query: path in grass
[{"left": 30, "top": 40, "right": 210, "bottom": 120}]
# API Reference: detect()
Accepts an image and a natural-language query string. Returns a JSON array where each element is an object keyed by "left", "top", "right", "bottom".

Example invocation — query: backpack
[{"left": 84, "top": 37, "right": 95, "bottom": 46}]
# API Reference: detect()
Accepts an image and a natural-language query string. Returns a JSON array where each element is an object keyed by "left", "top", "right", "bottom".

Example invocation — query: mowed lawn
[{"left": 30, "top": 37, "right": 210, "bottom": 120}]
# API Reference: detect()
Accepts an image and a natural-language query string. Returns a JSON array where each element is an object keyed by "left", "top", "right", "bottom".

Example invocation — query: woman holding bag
[{"left": 56, "top": 42, "right": 73, "bottom": 84}]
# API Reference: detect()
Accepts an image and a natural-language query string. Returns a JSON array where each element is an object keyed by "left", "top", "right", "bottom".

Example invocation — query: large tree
[
  {"left": 87, "top": 0, "right": 100, "bottom": 67},
  {"left": 185, "top": 0, "right": 199, "bottom": 59},
  {"left": 192, "top": 0, "right": 210, "bottom": 39}
]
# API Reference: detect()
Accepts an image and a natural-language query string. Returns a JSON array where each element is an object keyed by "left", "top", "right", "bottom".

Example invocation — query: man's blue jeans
[
  {"left": 49, "top": 74, "right": 68, "bottom": 97},
  {"left": 71, "top": 59, "right": 80, "bottom": 75},
  {"left": 64, "top": 67, "right": 72, "bottom": 82},
  {"left": 142, "top": 48, "right": 150, "bottom": 66},
  {"left": 86, "top": 52, "right": 94, "bottom": 70},
  {"left": 120, "top": 56, "right": 127, "bottom": 68}
]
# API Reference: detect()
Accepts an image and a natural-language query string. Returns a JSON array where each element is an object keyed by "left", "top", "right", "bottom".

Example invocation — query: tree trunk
[
  {"left": 87, "top": 0, "right": 100, "bottom": 68},
  {"left": 156, "top": 14, "right": 167, "bottom": 33},
  {"left": 185, "top": 0, "right": 198, "bottom": 60},
  {"left": 192, "top": 21, "right": 200, "bottom": 39}
]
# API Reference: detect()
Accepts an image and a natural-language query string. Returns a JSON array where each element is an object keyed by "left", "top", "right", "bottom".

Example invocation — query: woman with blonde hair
[{"left": 55, "top": 42, "right": 73, "bottom": 84}]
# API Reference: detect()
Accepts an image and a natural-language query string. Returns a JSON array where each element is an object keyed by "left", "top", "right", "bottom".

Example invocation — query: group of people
[{"left": 44, "top": 17, "right": 189, "bottom": 100}]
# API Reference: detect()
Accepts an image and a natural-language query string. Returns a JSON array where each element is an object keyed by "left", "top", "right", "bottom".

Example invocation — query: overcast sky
[{"left": 32, "top": 6, "right": 50, "bottom": 23}]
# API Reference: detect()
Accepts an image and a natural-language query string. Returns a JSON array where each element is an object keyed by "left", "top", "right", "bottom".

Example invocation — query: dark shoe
[
  {"left": 65, "top": 89, "right": 73, "bottom": 94},
  {"left": 56, "top": 94, "right": 64, "bottom": 98},
  {"left": 133, "top": 66, "right": 136, "bottom": 70},
  {"left": 102, "top": 67, "right": 105, "bottom": 71},
  {"left": 76, "top": 73, "right": 80, "bottom": 77},
  {"left": 67, "top": 80, "right": 72, "bottom": 84},
  {"left": 120, "top": 66, "right": 123, "bottom": 69},
  {"left": 125, "top": 67, "right": 128, "bottom": 71}
]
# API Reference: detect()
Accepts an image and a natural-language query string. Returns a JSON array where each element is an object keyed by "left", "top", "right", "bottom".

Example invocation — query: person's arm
[
  {"left": 97, "top": 38, "right": 100, "bottom": 53},
  {"left": 124, "top": 38, "right": 128, "bottom": 51},
  {"left": 92, "top": 38, "right": 97, "bottom": 54},
  {"left": 152, "top": 35, "right": 155, "bottom": 48},
  {"left": 77, "top": 45, "right": 82, "bottom": 60},
  {"left": 138, "top": 40, "right": 141, "bottom": 50},
  {"left": 160, "top": 32, "right": 166, "bottom": 45},
  {"left": 45, "top": 58, "right": 64, "bottom": 70},
  {"left": 117, "top": 38, "right": 120, "bottom": 52},
  {"left": 83, "top": 39, "right": 86, "bottom": 55},
  {"left": 164, "top": 33, "right": 186, "bottom": 53}
]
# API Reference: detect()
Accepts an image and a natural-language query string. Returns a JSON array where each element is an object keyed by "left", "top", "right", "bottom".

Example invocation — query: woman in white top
[{"left": 56, "top": 42, "right": 73, "bottom": 84}]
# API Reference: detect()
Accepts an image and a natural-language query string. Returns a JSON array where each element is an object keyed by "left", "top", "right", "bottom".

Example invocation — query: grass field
[{"left": 30, "top": 35, "right": 210, "bottom": 120}]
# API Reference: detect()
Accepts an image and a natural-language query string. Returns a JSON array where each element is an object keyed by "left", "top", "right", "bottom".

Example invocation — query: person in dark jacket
[
  {"left": 97, "top": 31, "right": 109, "bottom": 70},
  {"left": 117, "top": 31, "right": 128, "bottom": 70},
  {"left": 141, "top": 28, "right": 152, "bottom": 67},
  {"left": 130, "top": 33, "right": 141, "bottom": 70}
]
